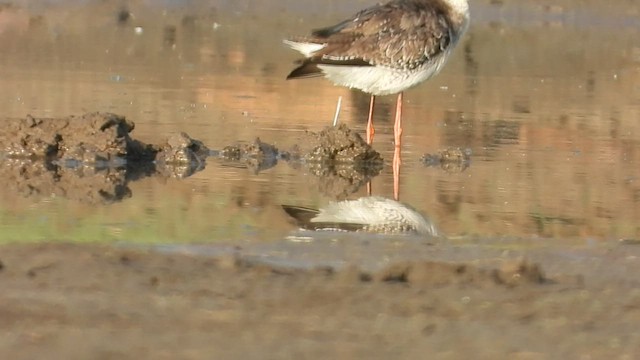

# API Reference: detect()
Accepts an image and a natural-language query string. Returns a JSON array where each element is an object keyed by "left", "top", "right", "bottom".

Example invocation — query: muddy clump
[
  {"left": 0, "top": 112, "right": 153, "bottom": 162},
  {"left": 422, "top": 147, "right": 472, "bottom": 173},
  {"left": 219, "top": 137, "right": 283, "bottom": 173},
  {"left": 155, "top": 132, "right": 210, "bottom": 178},
  {"left": 0, "top": 158, "right": 132, "bottom": 204},
  {"left": 0, "top": 113, "right": 386, "bottom": 203},
  {"left": 0, "top": 112, "right": 210, "bottom": 204},
  {"left": 0, "top": 112, "right": 209, "bottom": 167},
  {"left": 214, "top": 125, "right": 383, "bottom": 198},
  {"left": 304, "top": 124, "right": 383, "bottom": 198},
  {"left": 305, "top": 124, "right": 382, "bottom": 164}
]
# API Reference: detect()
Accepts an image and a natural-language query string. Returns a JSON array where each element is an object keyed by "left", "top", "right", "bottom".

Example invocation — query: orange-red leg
[
  {"left": 366, "top": 95, "right": 376, "bottom": 145},
  {"left": 392, "top": 92, "right": 403, "bottom": 201}
]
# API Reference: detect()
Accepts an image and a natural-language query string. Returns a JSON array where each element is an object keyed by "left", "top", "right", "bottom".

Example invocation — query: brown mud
[
  {"left": 0, "top": 242, "right": 639, "bottom": 359},
  {"left": 0, "top": 113, "right": 384, "bottom": 203},
  {"left": 220, "top": 137, "right": 284, "bottom": 173},
  {"left": 0, "top": 112, "right": 210, "bottom": 166},
  {"left": 0, "top": 113, "right": 211, "bottom": 203}
]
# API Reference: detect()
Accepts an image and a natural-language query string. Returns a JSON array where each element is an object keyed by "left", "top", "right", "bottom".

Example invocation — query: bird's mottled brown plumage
[
  {"left": 284, "top": 0, "right": 470, "bottom": 193},
  {"left": 287, "top": 0, "right": 464, "bottom": 79}
]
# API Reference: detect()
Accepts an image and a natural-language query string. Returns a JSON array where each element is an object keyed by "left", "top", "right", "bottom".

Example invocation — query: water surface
[{"left": 0, "top": 0, "right": 639, "bottom": 243}]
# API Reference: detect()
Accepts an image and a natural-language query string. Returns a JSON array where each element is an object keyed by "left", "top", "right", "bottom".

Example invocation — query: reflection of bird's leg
[
  {"left": 366, "top": 94, "right": 376, "bottom": 196},
  {"left": 366, "top": 95, "right": 376, "bottom": 145},
  {"left": 393, "top": 92, "right": 403, "bottom": 201}
]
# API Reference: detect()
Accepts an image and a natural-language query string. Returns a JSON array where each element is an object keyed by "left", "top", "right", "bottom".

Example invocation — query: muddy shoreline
[{"left": 0, "top": 242, "right": 638, "bottom": 358}]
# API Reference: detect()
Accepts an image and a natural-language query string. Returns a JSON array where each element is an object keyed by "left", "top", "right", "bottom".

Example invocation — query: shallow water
[{"left": 0, "top": 0, "right": 639, "bottom": 244}]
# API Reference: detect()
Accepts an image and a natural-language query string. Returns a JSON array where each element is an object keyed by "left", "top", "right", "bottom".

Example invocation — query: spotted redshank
[
  {"left": 282, "top": 196, "right": 439, "bottom": 236},
  {"left": 284, "top": 0, "right": 470, "bottom": 199}
]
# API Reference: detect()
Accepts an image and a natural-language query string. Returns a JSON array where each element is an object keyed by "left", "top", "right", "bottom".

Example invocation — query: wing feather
[{"left": 286, "top": 0, "right": 452, "bottom": 70}]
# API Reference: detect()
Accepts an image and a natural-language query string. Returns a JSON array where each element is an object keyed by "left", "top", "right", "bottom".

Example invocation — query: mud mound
[
  {"left": 0, "top": 112, "right": 210, "bottom": 166},
  {"left": 0, "top": 113, "right": 210, "bottom": 203},
  {"left": 305, "top": 124, "right": 382, "bottom": 164},
  {"left": 155, "top": 132, "right": 210, "bottom": 178},
  {"left": 304, "top": 124, "right": 383, "bottom": 198},
  {"left": 219, "top": 137, "right": 283, "bottom": 173}
]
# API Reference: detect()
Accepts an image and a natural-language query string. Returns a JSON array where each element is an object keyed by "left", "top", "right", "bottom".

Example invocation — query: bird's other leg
[{"left": 392, "top": 92, "right": 403, "bottom": 201}]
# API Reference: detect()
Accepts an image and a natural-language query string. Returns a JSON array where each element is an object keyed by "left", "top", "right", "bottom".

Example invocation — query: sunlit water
[{"left": 0, "top": 0, "right": 639, "bottom": 244}]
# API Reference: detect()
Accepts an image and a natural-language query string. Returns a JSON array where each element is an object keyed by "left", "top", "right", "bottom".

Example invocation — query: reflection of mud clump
[
  {"left": 0, "top": 159, "right": 132, "bottom": 204},
  {"left": 305, "top": 124, "right": 383, "bottom": 198},
  {"left": 220, "top": 138, "right": 281, "bottom": 173},
  {"left": 421, "top": 147, "right": 472, "bottom": 173}
]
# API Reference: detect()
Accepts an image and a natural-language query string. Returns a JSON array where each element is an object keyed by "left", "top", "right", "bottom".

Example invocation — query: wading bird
[{"left": 284, "top": 0, "right": 470, "bottom": 199}]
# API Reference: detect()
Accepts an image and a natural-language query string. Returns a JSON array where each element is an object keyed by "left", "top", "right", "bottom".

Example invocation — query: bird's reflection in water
[{"left": 282, "top": 196, "right": 439, "bottom": 237}]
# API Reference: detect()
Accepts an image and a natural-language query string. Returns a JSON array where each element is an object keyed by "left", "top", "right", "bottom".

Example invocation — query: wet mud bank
[{"left": 0, "top": 242, "right": 638, "bottom": 358}]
